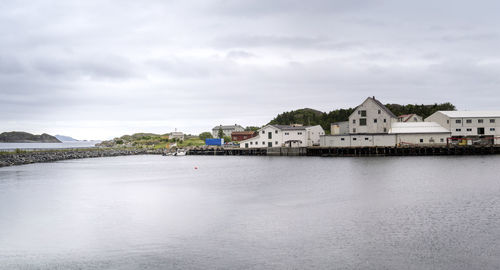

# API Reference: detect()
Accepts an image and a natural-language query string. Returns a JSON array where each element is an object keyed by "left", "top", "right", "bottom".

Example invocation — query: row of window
[
  {"left": 455, "top": 128, "right": 495, "bottom": 132},
  {"left": 358, "top": 110, "right": 382, "bottom": 116},
  {"left": 338, "top": 137, "right": 445, "bottom": 143},
  {"left": 249, "top": 141, "right": 279, "bottom": 145},
  {"left": 353, "top": 118, "right": 387, "bottom": 126},
  {"left": 454, "top": 119, "right": 496, "bottom": 124}
]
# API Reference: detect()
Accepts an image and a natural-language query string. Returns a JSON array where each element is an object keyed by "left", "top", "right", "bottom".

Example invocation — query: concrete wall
[{"left": 396, "top": 133, "right": 450, "bottom": 146}]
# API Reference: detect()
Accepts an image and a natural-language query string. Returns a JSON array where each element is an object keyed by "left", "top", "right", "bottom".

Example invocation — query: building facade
[
  {"left": 239, "top": 125, "right": 325, "bottom": 148},
  {"left": 169, "top": 132, "right": 185, "bottom": 141},
  {"left": 212, "top": 124, "right": 244, "bottom": 138},
  {"left": 349, "top": 97, "right": 397, "bottom": 134},
  {"left": 425, "top": 111, "right": 500, "bottom": 145}
]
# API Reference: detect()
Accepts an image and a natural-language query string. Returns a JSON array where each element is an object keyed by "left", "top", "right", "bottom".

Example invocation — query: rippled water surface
[{"left": 0, "top": 155, "right": 499, "bottom": 269}]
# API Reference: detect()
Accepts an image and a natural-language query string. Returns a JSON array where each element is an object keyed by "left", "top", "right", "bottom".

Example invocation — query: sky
[{"left": 1, "top": 0, "right": 500, "bottom": 140}]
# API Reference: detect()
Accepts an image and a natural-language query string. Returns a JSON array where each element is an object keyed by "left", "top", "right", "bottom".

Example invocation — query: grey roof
[
  {"left": 370, "top": 97, "right": 397, "bottom": 118},
  {"left": 353, "top": 97, "right": 397, "bottom": 118},
  {"left": 270, "top": 125, "right": 310, "bottom": 131},
  {"left": 212, "top": 125, "right": 243, "bottom": 130}
]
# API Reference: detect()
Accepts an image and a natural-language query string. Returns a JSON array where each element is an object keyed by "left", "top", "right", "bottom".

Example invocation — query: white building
[
  {"left": 212, "top": 124, "right": 244, "bottom": 138},
  {"left": 397, "top": 114, "right": 423, "bottom": 122},
  {"left": 349, "top": 96, "right": 397, "bottom": 134},
  {"left": 320, "top": 97, "right": 452, "bottom": 147},
  {"left": 239, "top": 125, "right": 325, "bottom": 148},
  {"left": 331, "top": 121, "right": 349, "bottom": 135},
  {"left": 425, "top": 111, "right": 500, "bottom": 144},
  {"left": 389, "top": 122, "right": 451, "bottom": 146},
  {"left": 169, "top": 132, "right": 185, "bottom": 141}
]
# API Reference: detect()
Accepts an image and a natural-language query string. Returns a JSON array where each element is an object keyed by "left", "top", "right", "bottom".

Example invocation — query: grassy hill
[{"left": 0, "top": 132, "right": 61, "bottom": 143}]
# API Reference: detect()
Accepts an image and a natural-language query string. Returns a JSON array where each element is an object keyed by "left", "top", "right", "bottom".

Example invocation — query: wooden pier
[{"left": 187, "top": 146, "right": 500, "bottom": 157}]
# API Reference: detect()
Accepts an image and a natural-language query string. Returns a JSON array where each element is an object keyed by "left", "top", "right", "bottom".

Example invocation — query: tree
[
  {"left": 199, "top": 132, "right": 213, "bottom": 141},
  {"left": 223, "top": 135, "right": 232, "bottom": 142},
  {"left": 245, "top": 126, "right": 260, "bottom": 132},
  {"left": 217, "top": 127, "right": 224, "bottom": 139}
]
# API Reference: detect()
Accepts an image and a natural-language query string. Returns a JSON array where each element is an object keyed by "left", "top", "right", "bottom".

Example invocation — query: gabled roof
[
  {"left": 370, "top": 97, "right": 397, "bottom": 118},
  {"left": 351, "top": 97, "right": 397, "bottom": 119},
  {"left": 437, "top": 111, "right": 500, "bottom": 118},
  {"left": 270, "top": 125, "right": 309, "bottom": 131}
]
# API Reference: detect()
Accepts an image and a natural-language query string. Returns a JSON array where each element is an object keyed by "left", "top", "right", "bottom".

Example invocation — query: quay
[{"left": 187, "top": 146, "right": 500, "bottom": 157}]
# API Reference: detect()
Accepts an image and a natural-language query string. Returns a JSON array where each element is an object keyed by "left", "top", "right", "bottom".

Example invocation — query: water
[
  {"left": 0, "top": 141, "right": 101, "bottom": 150},
  {"left": 0, "top": 155, "right": 499, "bottom": 269}
]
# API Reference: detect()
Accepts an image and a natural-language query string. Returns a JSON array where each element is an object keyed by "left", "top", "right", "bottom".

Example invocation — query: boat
[{"left": 174, "top": 149, "right": 187, "bottom": 156}]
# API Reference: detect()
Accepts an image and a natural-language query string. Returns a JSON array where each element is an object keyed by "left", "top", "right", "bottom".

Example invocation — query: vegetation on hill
[
  {"left": 268, "top": 102, "right": 456, "bottom": 132},
  {"left": 0, "top": 132, "right": 61, "bottom": 143},
  {"left": 97, "top": 133, "right": 205, "bottom": 149}
]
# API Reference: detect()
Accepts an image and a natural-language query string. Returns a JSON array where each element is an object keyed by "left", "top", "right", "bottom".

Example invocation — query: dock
[{"left": 187, "top": 146, "right": 500, "bottom": 157}]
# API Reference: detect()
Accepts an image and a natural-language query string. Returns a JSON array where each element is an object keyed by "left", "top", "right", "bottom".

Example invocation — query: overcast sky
[{"left": 1, "top": 0, "right": 500, "bottom": 140}]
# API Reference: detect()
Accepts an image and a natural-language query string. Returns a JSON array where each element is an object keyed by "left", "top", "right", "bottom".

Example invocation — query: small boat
[{"left": 174, "top": 149, "right": 187, "bottom": 156}]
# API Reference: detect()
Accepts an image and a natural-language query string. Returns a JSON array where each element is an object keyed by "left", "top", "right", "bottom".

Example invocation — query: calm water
[
  {"left": 0, "top": 141, "right": 100, "bottom": 150},
  {"left": 0, "top": 155, "right": 499, "bottom": 269}
]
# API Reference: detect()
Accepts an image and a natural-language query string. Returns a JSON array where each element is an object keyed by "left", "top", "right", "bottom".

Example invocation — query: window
[
  {"left": 341, "top": 138, "right": 345, "bottom": 141},
  {"left": 420, "top": 139, "right": 424, "bottom": 143},
  {"left": 456, "top": 120, "right": 462, "bottom": 124},
  {"left": 383, "top": 119, "right": 387, "bottom": 123},
  {"left": 297, "top": 132, "right": 302, "bottom": 135},
  {"left": 490, "top": 119, "right": 496, "bottom": 123},
  {"left": 447, "top": 120, "right": 450, "bottom": 124},
  {"left": 275, "top": 130, "right": 278, "bottom": 134},
  {"left": 262, "top": 130, "right": 265, "bottom": 134},
  {"left": 250, "top": 142, "right": 253, "bottom": 145},
  {"left": 374, "top": 119, "right": 377, "bottom": 123},
  {"left": 440, "top": 138, "right": 444, "bottom": 142},
  {"left": 284, "top": 132, "right": 289, "bottom": 135},
  {"left": 383, "top": 128, "right": 387, "bottom": 132},
  {"left": 413, "top": 117, "right": 417, "bottom": 121},
  {"left": 353, "top": 128, "right": 356, "bottom": 133},
  {"left": 456, "top": 129, "right": 461, "bottom": 132},
  {"left": 467, "top": 128, "right": 472, "bottom": 132},
  {"left": 352, "top": 119, "right": 356, "bottom": 124},
  {"left": 466, "top": 119, "right": 472, "bottom": 124},
  {"left": 491, "top": 128, "right": 496, "bottom": 131},
  {"left": 378, "top": 110, "right": 381, "bottom": 114},
  {"left": 268, "top": 132, "right": 272, "bottom": 139},
  {"left": 353, "top": 138, "right": 357, "bottom": 141},
  {"left": 365, "top": 138, "right": 369, "bottom": 141},
  {"left": 361, "top": 110, "right": 367, "bottom": 117},
  {"left": 358, "top": 110, "right": 361, "bottom": 115},
  {"left": 275, "top": 141, "right": 278, "bottom": 145},
  {"left": 478, "top": 119, "right": 483, "bottom": 123},
  {"left": 262, "top": 142, "right": 265, "bottom": 145},
  {"left": 359, "top": 119, "right": 367, "bottom": 126}
]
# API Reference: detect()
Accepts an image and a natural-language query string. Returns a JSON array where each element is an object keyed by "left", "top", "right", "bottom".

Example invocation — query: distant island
[
  {"left": 55, "top": 135, "right": 78, "bottom": 142},
  {"left": 0, "top": 132, "right": 61, "bottom": 143}
]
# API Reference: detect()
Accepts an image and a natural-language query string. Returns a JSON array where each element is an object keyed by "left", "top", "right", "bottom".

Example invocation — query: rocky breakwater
[{"left": 0, "top": 148, "right": 164, "bottom": 168}]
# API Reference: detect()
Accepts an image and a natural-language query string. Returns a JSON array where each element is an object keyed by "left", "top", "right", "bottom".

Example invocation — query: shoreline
[{"left": 0, "top": 148, "right": 164, "bottom": 168}]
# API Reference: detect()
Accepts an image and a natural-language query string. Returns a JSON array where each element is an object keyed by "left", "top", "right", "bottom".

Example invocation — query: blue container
[{"left": 205, "top": 138, "right": 224, "bottom": 146}]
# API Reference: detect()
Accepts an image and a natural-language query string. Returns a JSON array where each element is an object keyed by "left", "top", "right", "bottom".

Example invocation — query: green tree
[
  {"left": 199, "top": 132, "right": 213, "bottom": 141},
  {"left": 223, "top": 135, "right": 232, "bottom": 142},
  {"left": 245, "top": 126, "right": 260, "bottom": 132},
  {"left": 217, "top": 128, "right": 224, "bottom": 139}
]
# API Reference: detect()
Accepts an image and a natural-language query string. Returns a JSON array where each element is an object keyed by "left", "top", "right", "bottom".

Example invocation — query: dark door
[
  {"left": 245, "top": 143, "right": 248, "bottom": 148},
  {"left": 478, "top": 127, "right": 485, "bottom": 135},
  {"left": 268, "top": 142, "right": 273, "bottom": 147}
]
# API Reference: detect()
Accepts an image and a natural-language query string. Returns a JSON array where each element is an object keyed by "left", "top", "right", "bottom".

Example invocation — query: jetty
[{"left": 187, "top": 146, "right": 500, "bottom": 157}]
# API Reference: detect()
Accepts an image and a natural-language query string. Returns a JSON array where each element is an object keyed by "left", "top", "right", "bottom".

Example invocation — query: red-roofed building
[{"left": 231, "top": 131, "right": 257, "bottom": 142}]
